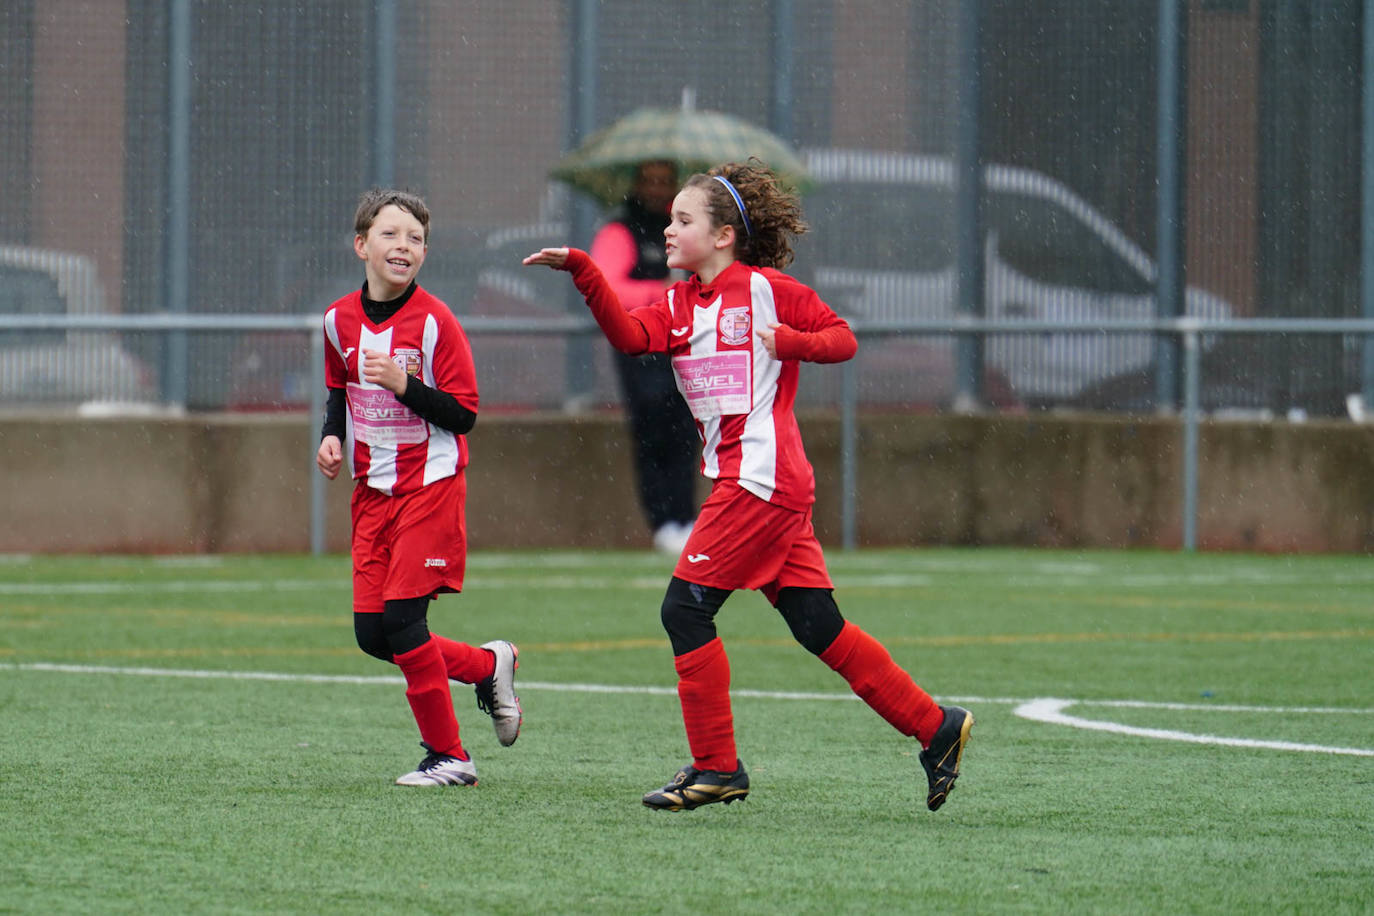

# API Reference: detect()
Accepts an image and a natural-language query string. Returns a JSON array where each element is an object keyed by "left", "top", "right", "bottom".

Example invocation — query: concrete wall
[{"left": 4, "top": 412, "right": 1373, "bottom": 554}]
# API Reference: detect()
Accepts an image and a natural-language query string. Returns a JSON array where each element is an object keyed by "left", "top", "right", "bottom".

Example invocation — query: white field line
[
  {"left": 1014, "top": 698, "right": 1374, "bottom": 758},
  {"left": 3, "top": 662, "right": 1371, "bottom": 757},
  {"left": 10, "top": 562, "right": 1374, "bottom": 595},
  {"left": 0, "top": 574, "right": 941, "bottom": 594}
]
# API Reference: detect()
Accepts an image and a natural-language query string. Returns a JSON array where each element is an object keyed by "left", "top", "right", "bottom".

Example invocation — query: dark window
[
  {"left": 0, "top": 264, "right": 65, "bottom": 345},
  {"left": 805, "top": 185, "right": 955, "bottom": 273},
  {"left": 988, "top": 193, "right": 1152, "bottom": 295}
]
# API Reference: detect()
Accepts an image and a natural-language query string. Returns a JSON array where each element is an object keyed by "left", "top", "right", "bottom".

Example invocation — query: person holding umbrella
[
  {"left": 523, "top": 160, "right": 974, "bottom": 814},
  {"left": 590, "top": 159, "right": 699, "bottom": 554}
]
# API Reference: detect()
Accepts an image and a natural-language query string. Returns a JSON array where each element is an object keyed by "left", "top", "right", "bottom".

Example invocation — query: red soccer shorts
[
  {"left": 673, "top": 479, "right": 833, "bottom": 603},
  {"left": 350, "top": 471, "right": 468, "bottom": 614}
]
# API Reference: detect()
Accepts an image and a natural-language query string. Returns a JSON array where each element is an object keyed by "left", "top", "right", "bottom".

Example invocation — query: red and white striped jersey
[
  {"left": 323, "top": 286, "right": 478, "bottom": 496},
  {"left": 629, "top": 261, "right": 854, "bottom": 510}
]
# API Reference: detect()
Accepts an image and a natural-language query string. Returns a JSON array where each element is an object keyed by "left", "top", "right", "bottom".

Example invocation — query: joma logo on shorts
[{"left": 424, "top": 558, "right": 447, "bottom": 568}]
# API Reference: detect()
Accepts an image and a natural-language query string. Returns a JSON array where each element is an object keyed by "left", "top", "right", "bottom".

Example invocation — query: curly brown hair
[{"left": 683, "top": 159, "right": 807, "bottom": 269}]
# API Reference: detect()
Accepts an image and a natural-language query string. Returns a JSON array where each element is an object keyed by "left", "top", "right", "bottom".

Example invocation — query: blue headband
[{"left": 712, "top": 175, "right": 753, "bottom": 238}]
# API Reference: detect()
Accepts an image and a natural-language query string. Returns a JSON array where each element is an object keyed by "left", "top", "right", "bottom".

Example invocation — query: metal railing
[
  {"left": 9, "top": 312, "right": 1374, "bottom": 554},
  {"left": 836, "top": 316, "right": 1374, "bottom": 551}
]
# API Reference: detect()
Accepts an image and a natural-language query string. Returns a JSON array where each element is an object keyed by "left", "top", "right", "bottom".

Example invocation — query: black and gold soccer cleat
[
  {"left": 919, "top": 705, "right": 974, "bottom": 811},
  {"left": 642, "top": 760, "right": 750, "bottom": 811}
]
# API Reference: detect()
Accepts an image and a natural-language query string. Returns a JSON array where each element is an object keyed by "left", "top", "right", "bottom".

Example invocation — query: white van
[
  {"left": 0, "top": 245, "right": 155, "bottom": 406},
  {"left": 798, "top": 149, "right": 1233, "bottom": 404}
]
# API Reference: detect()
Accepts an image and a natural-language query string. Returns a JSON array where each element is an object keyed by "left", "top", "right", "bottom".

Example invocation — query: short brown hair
[{"left": 353, "top": 188, "right": 431, "bottom": 242}]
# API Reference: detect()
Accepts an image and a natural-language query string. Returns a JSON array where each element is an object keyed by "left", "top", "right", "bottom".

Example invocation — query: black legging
[
  {"left": 659, "top": 577, "right": 846, "bottom": 658},
  {"left": 614, "top": 351, "right": 698, "bottom": 531},
  {"left": 354, "top": 595, "right": 432, "bottom": 662}
]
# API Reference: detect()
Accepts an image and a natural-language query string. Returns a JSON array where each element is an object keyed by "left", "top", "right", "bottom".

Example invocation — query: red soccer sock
[
  {"left": 430, "top": 634, "right": 495, "bottom": 684},
  {"left": 393, "top": 639, "right": 465, "bottom": 759},
  {"left": 819, "top": 622, "right": 944, "bottom": 745},
  {"left": 674, "top": 638, "right": 738, "bottom": 773}
]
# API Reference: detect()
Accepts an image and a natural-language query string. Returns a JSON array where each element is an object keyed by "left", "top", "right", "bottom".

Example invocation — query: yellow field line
[
  {"left": 1044, "top": 592, "right": 1371, "bottom": 615},
  {"left": 881, "top": 627, "right": 1374, "bottom": 648},
  {"left": 519, "top": 628, "right": 1374, "bottom": 652},
  {"left": 4, "top": 627, "right": 1367, "bottom": 661},
  {"left": 0, "top": 646, "right": 358, "bottom": 660}
]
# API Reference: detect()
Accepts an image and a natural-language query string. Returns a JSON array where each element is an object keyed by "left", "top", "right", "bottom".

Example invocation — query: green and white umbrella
[{"left": 551, "top": 105, "right": 810, "bottom": 208}]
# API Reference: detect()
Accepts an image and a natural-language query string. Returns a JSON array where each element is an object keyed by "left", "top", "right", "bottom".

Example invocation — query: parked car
[
  {"left": 0, "top": 245, "right": 155, "bottom": 406},
  {"left": 796, "top": 149, "right": 1235, "bottom": 406},
  {"left": 1073, "top": 333, "right": 1357, "bottom": 418}
]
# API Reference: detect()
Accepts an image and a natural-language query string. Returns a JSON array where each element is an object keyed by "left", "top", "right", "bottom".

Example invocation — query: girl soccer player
[{"left": 524, "top": 161, "right": 973, "bottom": 812}]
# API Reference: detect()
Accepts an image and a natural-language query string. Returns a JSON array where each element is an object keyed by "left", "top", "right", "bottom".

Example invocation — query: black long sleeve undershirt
[
  {"left": 320, "top": 281, "right": 478, "bottom": 440},
  {"left": 397, "top": 374, "right": 477, "bottom": 434}
]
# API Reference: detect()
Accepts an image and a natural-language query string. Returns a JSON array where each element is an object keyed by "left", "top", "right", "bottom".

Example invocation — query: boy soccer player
[{"left": 317, "top": 188, "right": 521, "bottom": 786}]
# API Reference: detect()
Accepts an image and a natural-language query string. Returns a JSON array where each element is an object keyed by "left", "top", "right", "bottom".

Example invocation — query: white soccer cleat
[
  {"left": 395, "top": 743, "right": 478, "bottom": 787},
  {"left": 475, "top": 640, "right": 522, "bottom": 746}
]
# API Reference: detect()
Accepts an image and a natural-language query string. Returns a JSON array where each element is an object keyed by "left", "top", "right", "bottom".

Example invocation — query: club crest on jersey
[
  {"left": 719, "top": 307, "right": 751, "bottom": 346},
  {"left": 393, "top": 348, "right": 422, "bottom": 377}
]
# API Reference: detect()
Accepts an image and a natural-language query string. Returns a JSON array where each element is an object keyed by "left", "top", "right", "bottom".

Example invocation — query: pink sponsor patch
[
  {"left": 674, "top": 352, "right": 751, "bottom": 419},
  {"left": 347, "top": 384, "right": 428, "bottom": 446}
]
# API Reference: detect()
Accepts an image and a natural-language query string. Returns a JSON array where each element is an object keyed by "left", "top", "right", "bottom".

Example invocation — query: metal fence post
[
  {"left": 770, "top": 0, "right": 796, "bottom": 142},
  {"left": 1154, "top": 0, "right": 1186, "bottom": 410},
  {"left": 1363, "top": 0, "right": 1374, "bottom": 407},
  {"left": 1181, "top": 322, "right": 1201, "bottom": 551},
  {"left": 164, "top": 0, "right": 192, "bottom": 407},
  {"left": 371, "top": 0, "right": 396, "bottom": 187},
  {"left": 309, "top": 329, "right": 327, "bottom": 556},
  {"left": 841, "top": 355, "right": 858, "bottom": 550},
  {"left": 953, "top": 0, "right": 984, "bottom": 410},
  {"left": 562, "top": 0, "right": 600, "bottom": 407}
]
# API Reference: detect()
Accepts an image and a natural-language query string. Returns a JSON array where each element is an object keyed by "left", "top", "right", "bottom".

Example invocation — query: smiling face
[
  {"left": 354, "top": 203, "right": 428, "bottom": 300},
  {"left": 665, "top": 186, "right": 734, "bottom": 281}
]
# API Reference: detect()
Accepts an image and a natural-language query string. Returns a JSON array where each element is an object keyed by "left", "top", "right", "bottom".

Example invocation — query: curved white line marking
[
  {"left": 5, "top": 663, "right": 1372, "bottom": 757},
  {"left": 1014, "top": 698, "right": 1374, "bottom": 757}
]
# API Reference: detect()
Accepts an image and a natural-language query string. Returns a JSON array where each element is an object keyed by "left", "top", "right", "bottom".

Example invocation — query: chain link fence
[{"left": 2, "top": 0, "right": 1370, "bottom": 417}]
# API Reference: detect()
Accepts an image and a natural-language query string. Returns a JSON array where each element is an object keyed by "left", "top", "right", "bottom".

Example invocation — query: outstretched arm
[
  {"left": 522, "top": 247, "right": 570, "bottom": 269},
  {"left": 523, "top": 247, "right": 650, "bottom": 354}
]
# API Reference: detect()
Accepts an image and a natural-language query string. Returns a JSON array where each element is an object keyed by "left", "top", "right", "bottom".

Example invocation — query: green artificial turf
[{"left": 1, "top": 549, "right": 1371, "bottom": 914}]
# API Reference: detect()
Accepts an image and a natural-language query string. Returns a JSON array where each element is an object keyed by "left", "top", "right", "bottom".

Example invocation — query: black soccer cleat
[
  {"left": 919, "top": 705, "right": 974, "bottom": 811},
  {"left": 642, "top": 760, "right": 750, "bottom": 811}
]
